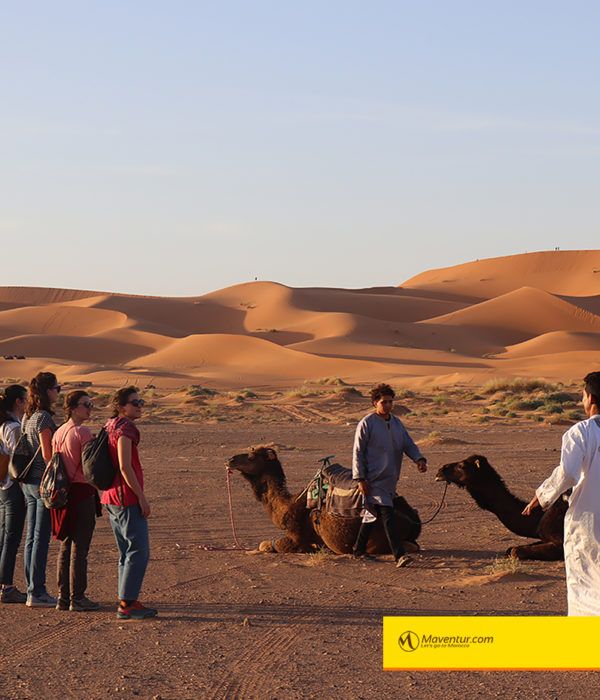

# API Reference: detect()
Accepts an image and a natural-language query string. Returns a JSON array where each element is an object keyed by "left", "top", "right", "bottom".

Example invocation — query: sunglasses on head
[
  {"left": 78, "top": 401, "right": 94, "bottom": 409},
  {"left": 127, "top": 399, "right": 145, "bottom": 408}
]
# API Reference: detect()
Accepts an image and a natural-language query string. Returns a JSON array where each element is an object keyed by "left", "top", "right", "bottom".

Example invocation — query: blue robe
[{"left": 352, "top": 412, "right": 423, "bottom": 509}]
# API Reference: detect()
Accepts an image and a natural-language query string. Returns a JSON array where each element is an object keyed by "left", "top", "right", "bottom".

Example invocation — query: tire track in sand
[{"left": 206, "top": 623, "right": 300, "bottom": 700}]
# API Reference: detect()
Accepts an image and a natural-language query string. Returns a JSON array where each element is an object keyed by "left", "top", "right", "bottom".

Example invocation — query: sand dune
[
  {"left": 130, "top": 333, "right": 389, "bottom": 382},
  {"left": 404, "top": 250, "right": 600, "bottom": 298},
  {"left": 421, "top": 287, "right": 600, "bottom": 346},
  {"left": 0, "top": 305, "right": 128, "bottom": 337},
  {"left": 1, "top": 251, "right": 600, "bottom": 386},
  {"left": 502, "top": 331, "right": 600, "bottom": 358}
]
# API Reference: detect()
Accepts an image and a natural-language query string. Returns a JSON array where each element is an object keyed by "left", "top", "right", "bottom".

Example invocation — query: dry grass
[
  {"left": 304, "top": 546, "right": 332, "bottom": 566},
  {"left": 486, "top": 556, "right": 529, "bottom": 576}
]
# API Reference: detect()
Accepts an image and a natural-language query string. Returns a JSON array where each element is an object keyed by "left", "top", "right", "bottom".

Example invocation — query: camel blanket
[
  {"left": 536, "top": 416, "right": 600, "bottom": 616},
  {"left": 306, "top": 463, "right": 364, "bottom": 518}
]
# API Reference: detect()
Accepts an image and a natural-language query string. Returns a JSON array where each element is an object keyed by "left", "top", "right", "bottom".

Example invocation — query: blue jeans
[
  {"left": 22, "top": 482, "right": 52, "bottom": 597},
  {"left": 106, "top": 504, "right": 150, "bottom": 601},
  {"left": 0, "top": 482, "right": 26, "bottom": 586}
]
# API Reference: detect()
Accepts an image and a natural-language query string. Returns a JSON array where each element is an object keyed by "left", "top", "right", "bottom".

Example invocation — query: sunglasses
[
  {"left": 52, "top": 385, "right": 61, "bottom": 393},
  {"left": 127, "top": 399, "right": 145, "bottom": 408},
  {"left": 77, "top": 401, "right": 94, "bottom": 409}
]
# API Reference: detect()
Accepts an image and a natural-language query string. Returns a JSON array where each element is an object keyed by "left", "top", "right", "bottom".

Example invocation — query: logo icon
[{"left": 398, "top": 630, "right": 420, "bottom": 652}]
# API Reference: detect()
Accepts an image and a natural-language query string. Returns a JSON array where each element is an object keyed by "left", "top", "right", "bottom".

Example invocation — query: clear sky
[{"left": 2, "top": 1, "right": 599, "bottom": 296}]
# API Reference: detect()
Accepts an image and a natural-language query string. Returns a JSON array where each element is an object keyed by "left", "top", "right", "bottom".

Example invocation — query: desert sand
[
  {"left": 1, "top": 419, "right": 599, "bottom": 699},
  {"left": 2, "top": 250, "right": 600, "bottom": 699},
  {"left": 2, "top": 250, "right": 600, "bottom": 390}
]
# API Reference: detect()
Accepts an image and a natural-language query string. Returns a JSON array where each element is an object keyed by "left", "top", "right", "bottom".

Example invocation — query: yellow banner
[{"left": 383, "top": 616, "right": 600, "bottom": 670}]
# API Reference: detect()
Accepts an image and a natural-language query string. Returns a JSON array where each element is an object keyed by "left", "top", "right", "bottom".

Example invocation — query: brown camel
[
  {"left": 227, "top": 446, "right": 422, "bottom": 555},
  {"left": 436, "top": 454, "right": 567, "bottom": 561}
]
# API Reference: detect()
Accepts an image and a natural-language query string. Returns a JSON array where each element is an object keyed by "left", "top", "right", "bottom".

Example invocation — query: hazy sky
[{"left": 2, "top": 1, "right": 599, "bottom": 296}]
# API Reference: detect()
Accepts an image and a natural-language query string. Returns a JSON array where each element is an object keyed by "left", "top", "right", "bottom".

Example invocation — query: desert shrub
[
  {"left": 315, "top": 377, "right": 347, "bottom": 386},
  {"left": 286, "top": 386, "right": 318, "bottom": 398},
  {"left": 564, "top": 408, "right": 585, "bottom": 421},
  {"left": 187, "top": 385, "right": 218, "bottom": 397},
  {"left": 433, "top": 395, "right": 448, "bottom": 406},
  {"left": 481, "top": 378, "right": 557, "bottom": 395},
  {"left": 545, "top": 391, "right": 576, "bottom": 404},
  {"left": 334, "top": 386, "right": 362, "bottom": 397},
  {"left": 506, "top": 397, "right": 545, "bottom": 411},
  {"left": 238, "top": 389, "right": 258, "bottom": 398},
  {"left": 395, "top": 388, "right": 416, "bottom": 400},
  {"left": 543, "top": 403, "right": 564, "bottom": 415}
]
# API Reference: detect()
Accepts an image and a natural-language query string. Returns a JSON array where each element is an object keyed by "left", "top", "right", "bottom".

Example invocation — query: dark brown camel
[
  {"left": 227, "top": 446, "right": 421, "bottom": 555},
  {"left": 436, "top": 454, "right": 567, "bottom": 561}
]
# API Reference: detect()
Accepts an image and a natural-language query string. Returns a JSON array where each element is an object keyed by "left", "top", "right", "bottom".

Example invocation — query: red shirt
[{"left": 100, "top": 417, "right": 144, "bottom": 507}]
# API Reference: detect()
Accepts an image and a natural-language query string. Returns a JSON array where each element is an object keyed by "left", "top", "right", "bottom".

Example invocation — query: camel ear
[
  {"left": 266, "top": 449, "right": 277, "bottom": 460},
  {"left": 474, "top": 458, "right": 481, "bottom": 469}
]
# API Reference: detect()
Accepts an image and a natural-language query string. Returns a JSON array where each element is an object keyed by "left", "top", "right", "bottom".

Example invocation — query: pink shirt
[{"left": 52, "top": 420, "right": 93, "bottom": 485}]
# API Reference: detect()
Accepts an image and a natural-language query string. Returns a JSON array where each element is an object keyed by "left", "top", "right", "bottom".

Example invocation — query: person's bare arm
[
  {"left": 39, "top": 428, "right": 53, "bottom": 465},
  {"left": 117, "top": 436, "right": 150, "bottom": 517},
  {"left": 522, "top": 495, "right": 540, "bottom": 516}
]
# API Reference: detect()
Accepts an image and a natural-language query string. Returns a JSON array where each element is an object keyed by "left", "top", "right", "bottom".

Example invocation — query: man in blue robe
[{"left": 352, "top": 383, "right": 427, "bottom": 567}]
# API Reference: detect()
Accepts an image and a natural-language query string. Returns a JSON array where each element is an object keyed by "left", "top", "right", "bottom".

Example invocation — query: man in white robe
[{"left": 523, "top": 372, "right": 600, "bottom": 616}]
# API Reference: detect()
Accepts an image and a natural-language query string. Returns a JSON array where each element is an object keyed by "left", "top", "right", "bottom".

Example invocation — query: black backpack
[{"left": 82, "top": 427, "right": 116, "bottom": 490}]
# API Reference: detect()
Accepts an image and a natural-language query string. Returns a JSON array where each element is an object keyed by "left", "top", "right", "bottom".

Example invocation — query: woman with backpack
[
  {"left": 52, "top": 390, "right": 100, "bottom": 612},
  {"left": 102, "top": 386, "right": 157, "bottom": 620},
  {"left": 21, "top": 372, "right": 59, "bottom": 607},
  {"left": 0, "top": 385, "right": 28, "bottom": 604}
]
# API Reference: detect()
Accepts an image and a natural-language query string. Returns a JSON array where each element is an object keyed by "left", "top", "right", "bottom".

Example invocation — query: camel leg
[
  {"left": 506, "top": 541, "right": 564, "bottom": 561},
  {"left": 258, "top": 536, "right": 307, "bottom": 553}
]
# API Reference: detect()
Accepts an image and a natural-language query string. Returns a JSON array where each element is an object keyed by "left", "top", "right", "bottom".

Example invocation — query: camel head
[
  {"left": 435, "top": 454, "right": 495, "bottom": 489},
  {"left": 227, "top": 445, "right": 287, "bottom": 499}
]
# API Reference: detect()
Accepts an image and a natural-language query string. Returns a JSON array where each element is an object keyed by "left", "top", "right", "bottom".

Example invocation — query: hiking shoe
[
  {"left": 70, "top": 596, "right": 101, "bottom": 612},
  {"left": 56, "top": 598, "right": 70, "bottom": 611},
  {"left": 395, "top": 555, "right": 413, "bottom": 568},
  {"left": 26, "top": 592, "right": 57, "bottom": 607},
  {"left": 0, "top": 587, "right": 27, "bottom": 604},
  {"left": 116, "top": 601, "right": 158, "bottom": 620}
]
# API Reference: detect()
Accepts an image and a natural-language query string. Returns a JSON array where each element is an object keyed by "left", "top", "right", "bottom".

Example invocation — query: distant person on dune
[
  {"left": 352, "top": 383, "right": 427, "bottom": 568},
  {"left": 523, "top": 371, "right": 600, "bottom": 616}
]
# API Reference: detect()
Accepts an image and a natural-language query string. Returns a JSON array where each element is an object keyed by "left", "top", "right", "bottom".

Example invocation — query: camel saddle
[{"left": 306, "top": 463, "right": 363, "bottom": 518}]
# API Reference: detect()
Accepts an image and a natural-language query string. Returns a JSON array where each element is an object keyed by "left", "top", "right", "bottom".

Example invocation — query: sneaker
[
  {"left": 26, "top": 592, "right": 57, "bottom": 607},
  {"left": 56, "top": 598, "right": 70, "bottom": 611},
  {"left": 116, "top": 600, "right": 158, "bottom": 620},
  {"left": 395, "top": 554, "right": 413, "bottom": 568},
  {"left": 0, "top": 587, "right": 27, "bottom": 604},
  {"left": 70, "top": 596, "right": 101, "bottom": 612}
]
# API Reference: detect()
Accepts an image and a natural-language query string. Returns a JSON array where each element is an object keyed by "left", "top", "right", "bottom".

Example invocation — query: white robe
[{"left": 536, "top": 417, "right": 600, "bottom": 616}]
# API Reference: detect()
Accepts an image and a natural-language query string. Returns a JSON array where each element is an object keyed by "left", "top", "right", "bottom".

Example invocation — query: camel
[
  {"left": 227, "top": 446, "right": 422, "bottom": 555},
  {"left": 435, "top": 454, "right": 567, "bottom": 561}
]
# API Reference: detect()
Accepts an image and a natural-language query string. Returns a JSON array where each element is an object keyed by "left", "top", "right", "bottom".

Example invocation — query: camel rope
[
  {"left": 198, "top": 469, "right": 250, "bottom": 551},
  {"left": 420, "top": 482, "right": 449, "bottom": 525}
]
